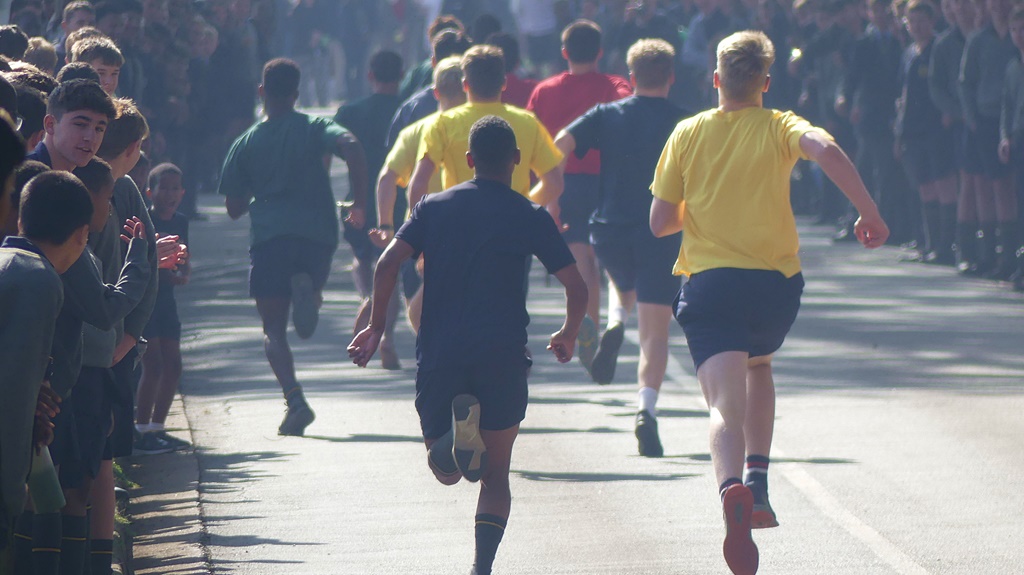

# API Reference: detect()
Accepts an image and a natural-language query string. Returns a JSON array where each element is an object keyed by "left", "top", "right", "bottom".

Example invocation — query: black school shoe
[
  {"left": 278, "top": 402, "right": 316, "bottom": 436},
  {"left": 452, "top": 394, "right": 488, "bottom": 482},
  {"left": 635, "top": 410, "right": 663, "bottom": 457},
  {"left": 591, "top": 322, "right": 624, "bottom": 385}
]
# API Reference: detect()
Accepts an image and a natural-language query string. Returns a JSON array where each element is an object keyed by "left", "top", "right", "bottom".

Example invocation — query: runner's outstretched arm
[
  {"left": 348, "top": 238, "right": 414, "bottom": 367},
  {"left": 547, "top": 263, "right": 588, "bottom": 363},
  {"left": 408, "top": 157, "right": 436, "bottom": 209},
  {"left": 370, "top": 167, "right": 399, "bottom": 248},
  {"left": 650, "top": 196, "right": 684, "bottom": 238},
  {"left": 800, "top": 131, "right": 889, "bottom": 248}
]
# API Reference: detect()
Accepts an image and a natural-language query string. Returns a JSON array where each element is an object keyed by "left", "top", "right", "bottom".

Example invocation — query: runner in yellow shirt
[
  {"left": 650, "top": 31, "right": 889, "bottom": 575},
  {"left": 407, "top": 45, "right": 563, "bottom": 207}
]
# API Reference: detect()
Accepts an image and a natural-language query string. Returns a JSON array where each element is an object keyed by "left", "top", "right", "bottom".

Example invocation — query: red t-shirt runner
[{"left": 527, "top": 71, "right": 632, "bottom": 175}]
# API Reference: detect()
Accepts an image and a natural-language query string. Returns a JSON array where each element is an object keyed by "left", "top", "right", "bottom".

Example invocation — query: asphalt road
[{"left": 160, "top": 151, "right": 1024, "bottom": 575}]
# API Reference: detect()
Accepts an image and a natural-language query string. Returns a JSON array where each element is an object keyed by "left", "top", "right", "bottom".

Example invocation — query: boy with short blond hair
[
  {"left": 550, "top": 38, "right": 689, "bottom": 455},
  {"left": 651, "top": 30, "right": 888, "bottom": 575}
]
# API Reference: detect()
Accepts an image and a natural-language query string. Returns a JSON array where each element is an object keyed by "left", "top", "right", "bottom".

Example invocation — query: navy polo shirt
[
  {"left": 566, "top": 96, "right": 690, "bottom": 226},
  {"left": 396, "top": 178, "right": 575, "bottom": 369}
]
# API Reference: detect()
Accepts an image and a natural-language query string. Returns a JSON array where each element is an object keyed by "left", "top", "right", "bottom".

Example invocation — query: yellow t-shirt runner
[
  {"left": 651, "top": 107, "right": 832, "bottom": 278},
  {"left": 418, "top": 101, "right": 563, "bottom": 196},
  {"left": 385, "top": 113, "right": 444, "bottom": 218}
]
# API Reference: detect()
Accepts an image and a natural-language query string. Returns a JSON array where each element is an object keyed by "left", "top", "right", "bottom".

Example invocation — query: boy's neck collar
[{"left": 39, "top": 138, "right": 76, "bottom": 172}]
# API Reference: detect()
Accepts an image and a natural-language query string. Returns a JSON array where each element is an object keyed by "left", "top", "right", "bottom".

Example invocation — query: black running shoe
[
  {"left": 452, "top": 394, "right": 488, "bottom": 482},
  {"left": 278, "top": 402, "right": 315, "bottom": 436},
  {"left": 634, "top": 410, "right": 663, "bottom": 457},
  {"left": 591, "top": 322, "right": 624, "bottom": 385}
]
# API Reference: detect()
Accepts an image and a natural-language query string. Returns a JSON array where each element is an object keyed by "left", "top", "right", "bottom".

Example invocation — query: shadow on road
[{"left": 513, "top": 470, "right": 697, "bottom": 482}]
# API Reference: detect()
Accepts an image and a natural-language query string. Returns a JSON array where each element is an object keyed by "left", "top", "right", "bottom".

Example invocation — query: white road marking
[{"left": 625, "top": 330, "right": 932, "bottom": 575}]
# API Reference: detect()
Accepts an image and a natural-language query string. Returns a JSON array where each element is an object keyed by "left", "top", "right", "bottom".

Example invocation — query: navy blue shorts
[
  {"left": 974, "top": 117, "right": 1010, "bottom": 179},
  {"left": 249, "top": 236, "right": 335, "bottom": 299},
  {"left": 558, "top": 174, "right": 598, "bottom": 245},
  {"left": 414, "top": 349, "right": 531, "bottom": 440},
  {"left": 674, "top": 268, "right": 804, "bottom": 370},
  {"left": 962, "top": 125, "right": 983, "bottom": 175},
  {"left": 592, "top": 222, "right": 682, "bottom": 306},
  {"left": 52, "top": 367, "right": 114, "bottom": 487},
  {"left": 902, "top": 134, "right": 956, "bottom": 188},
  {"left": 144, "top": 295, "right": 181, "bottom": 340}
]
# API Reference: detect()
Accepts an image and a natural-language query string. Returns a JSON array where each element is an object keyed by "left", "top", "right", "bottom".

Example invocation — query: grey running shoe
[
  {"left": 747, "top": 482, "right": 779, "bottom": 529},
  {"left": 155, "top": 431, "right": 191, "bottom": 451},
  {"left": 635, "top": 410, "right": 664, "bottom": 457},
  {"left": 452, "top": 394, "right": 488, "bottom": 482},
  {"left": 591, "top": 322, "right": 624, "bottom": 384},
  {"left": 577, "top": 315, "right": 598, "bottom": 375},
  {"left": 290, "top": 273, "right": 318, "bottom": 339},
  {"left": 278, "top": 402, "right": 315, "bottom": 436},
  {"left": 133, "top": 432, "right": 174, "bottom": 456}
]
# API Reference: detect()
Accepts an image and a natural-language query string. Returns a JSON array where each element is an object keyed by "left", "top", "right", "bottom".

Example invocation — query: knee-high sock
[
  {"left": 473, "top": 514, "right": 507, "bottom": 575},
  {"left": 59, "top": 515, "right": 88, "bottom": 575},
  {"left": 14, "top": 510, "right": 34, "bottom": 574},
  {"left": 32, "top": 512, "right": 62, "bottom": 575},
  {"left": 89, "top": 539, "right": 112, "bottom": 575}
]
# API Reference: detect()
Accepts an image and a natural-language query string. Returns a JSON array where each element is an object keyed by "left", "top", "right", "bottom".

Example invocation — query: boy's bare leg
[
  {"left": 569, "top": 243, "right": 601, "bottom": 325},
  {"left": 406, "top": 285, "right": 423, "bottom": 333},
  {"left": 744, "top": 356, "right": 775, "bottom": 458},
  {"left": 696, "top": 351, "right": 750, "bottom": 487},
  {"left": 635, "top": 303, "right": 672, "bottom": 456},
  {"left": 135, "top": 343, "right": 163, "bottom": 426},
  {"left": 151, "top": 338, "right": 183, "bottom": 425},
  {"left": 476, "top": 426, "right": 518, "bottom": 518},
  {"left": 257, "top": 297, "right": 313, "bottom": 435},
  {"left": 256, "top": 298, "right": 299, "bottom": 396},
  {"left": 472, "top": 426, "right": 519, "bottom": 575},
  {"left": 637, "top": 303, "right": 671, "bottom": 393}
]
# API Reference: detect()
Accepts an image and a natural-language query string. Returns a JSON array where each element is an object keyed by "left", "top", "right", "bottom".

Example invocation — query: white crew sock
[
  {"left": 135, "top": 423, "right": 154, "bottom": 434},
  {"left": 150, "top": 422, "right": 166, "bottom": 432},
  {"left": 638, "top": 387, "right": 659, "bottom": 414}
]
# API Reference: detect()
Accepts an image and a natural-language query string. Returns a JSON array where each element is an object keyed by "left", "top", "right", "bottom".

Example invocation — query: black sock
[
  {"left": 744, "top": 455, "right": 770, "bottom": 491},
  {"left": 284, "top": 386, "right": 306, "bottom": 408},
  {"left": 14, "top": 510, "right": 34, "bottom": 574},
  {"left": 32, "top": 512, "right": 62, "bottom": 575},
  {"left": 719, "top": 477, "right": 742, "bottom": 501},
  {"left": 473, "top": 513, "right": 507, "bottom": 575},
  {"left": 59, "top": 515, "right": 88, "bottom": 575},
  {"left": 89, "top": 539, "right": 112, "bottom": 575}
]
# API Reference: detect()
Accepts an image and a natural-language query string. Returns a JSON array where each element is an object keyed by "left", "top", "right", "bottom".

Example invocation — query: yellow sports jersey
[
  {"left": 651, "top": 107, "right": 831, "bottom": 278},
  {"left": 419, "top": 101, "right": 563, "bottom": 196},
  {"left": 385, "top": 113, "right": 444, "bottom": 217}
]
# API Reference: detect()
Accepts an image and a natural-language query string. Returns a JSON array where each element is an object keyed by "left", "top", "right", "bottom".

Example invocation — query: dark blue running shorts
[
  {"left": 558, "top": 174, "right": 599, "bottom": 245},
  {"left": 144, "top": 296, "right": 181, "bottom": 340},
  {"left": 414, "top": 349, "right": 531, "bottom": 440},
  {"left": 249, "top": 235, "right": 335, "bottom": 299},
  {"left": 674, "top": 268, "right": 804, "bottom": 370},
  {"left": 592, "top": 222, "right": 682, "bottom": 306}
]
